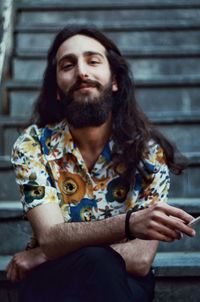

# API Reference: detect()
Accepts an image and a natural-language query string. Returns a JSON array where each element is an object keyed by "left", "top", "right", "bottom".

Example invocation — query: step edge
[{"left": 16, "top": 0, "right": 200, "bottom": 10}]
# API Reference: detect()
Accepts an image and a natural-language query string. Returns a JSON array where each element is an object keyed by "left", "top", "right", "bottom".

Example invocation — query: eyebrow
[{"left": 57, "top": 51, "right": 105, "bottom": 65}]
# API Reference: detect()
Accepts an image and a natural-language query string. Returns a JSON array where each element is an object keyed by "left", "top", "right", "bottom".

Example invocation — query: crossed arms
[{"left": 7, "top": 201, "right": 195, "bottom": 282}]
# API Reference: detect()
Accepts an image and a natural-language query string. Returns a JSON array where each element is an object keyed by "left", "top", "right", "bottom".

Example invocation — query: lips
[
  {"left": 78, "top": 84, "right": 95, "bottom": 90},
  {"left": 70, "top": 80, "right": 101, "bottom": 94}
]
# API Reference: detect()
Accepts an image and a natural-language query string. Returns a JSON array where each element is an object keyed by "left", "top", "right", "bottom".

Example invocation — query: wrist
[{"left": 125, "top": 209, "right": 136, "bottom": 240}]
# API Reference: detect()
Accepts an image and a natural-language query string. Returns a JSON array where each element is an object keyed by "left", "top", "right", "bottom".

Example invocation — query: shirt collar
[{"left": 42, "top": 120, "right": 113, "bottom": 164}]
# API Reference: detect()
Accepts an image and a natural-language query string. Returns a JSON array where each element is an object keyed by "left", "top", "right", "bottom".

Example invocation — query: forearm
[
  {"left": 39, "top": 214, "right": 126, "bottom": 259},
  {"left": 111, "top": 240, "right": 159, "bottom": 276}
]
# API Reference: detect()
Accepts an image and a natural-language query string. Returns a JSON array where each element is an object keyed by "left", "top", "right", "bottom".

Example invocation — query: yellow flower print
[
  {"left": 58, "top": 171, "right": 85, "bottom": 204},
  {"left": 125, "top": 196, "right": 136, "bottom": 211},
  {"left": 115, "top": 163, "right": 126, "bottom": 175},
  {"left": 156, "top": 147, "right": 166, "bottom": 165},
  {"left": 93, "top": 176, "right": 110, "bottom": 191},
  {"left": 21, "top": 140, "right": 40, "bottom": 156}
]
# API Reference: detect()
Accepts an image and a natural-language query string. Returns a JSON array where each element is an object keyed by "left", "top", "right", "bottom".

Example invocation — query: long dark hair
[{"left": 32, "top": 25, "right": 186, "bottom": 187}]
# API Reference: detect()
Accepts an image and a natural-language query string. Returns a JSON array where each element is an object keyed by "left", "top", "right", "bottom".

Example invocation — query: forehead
[{"left": 56, "top": 34, "right": 107, "bottom": 62}]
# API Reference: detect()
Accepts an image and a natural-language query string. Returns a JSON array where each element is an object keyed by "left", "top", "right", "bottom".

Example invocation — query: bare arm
[
  {"left": 27, "top": 202, "right": 195, "bottom": 260},
  {"left": 28, "top": 203, "right": 126, "bottom": 259},
  {"left": 111, "top": 240, "right": 159, "bottom": 277}
]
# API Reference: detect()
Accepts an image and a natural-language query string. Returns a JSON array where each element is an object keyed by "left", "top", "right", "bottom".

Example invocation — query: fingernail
[{"left": 192, "top": 230, "right": 196, "bottom": 236}]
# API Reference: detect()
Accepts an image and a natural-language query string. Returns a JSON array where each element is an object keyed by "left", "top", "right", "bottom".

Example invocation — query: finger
[
  {"left": 164, "top": 216, "right": 195, "bottom": 237},
  {"left": 18, "top": 267, "right": 26, "bottom": 281},
  {"left": 6, "top": 261, "right": 14, "bottom": 280},
  {"left": 149, "top": 220, "right": 182, "bottom": 240},
  {"left": 159, "top": 203, "right": 194, "bottom": 224},
  {"left": 152, "top": 210, "right": 196, "bottom": 237},
  {"left": 147, "top": 229, "right": 176, "bottom": 242},
  {"left": 9, "top": 264, "right": 19, "bottom": 283}
]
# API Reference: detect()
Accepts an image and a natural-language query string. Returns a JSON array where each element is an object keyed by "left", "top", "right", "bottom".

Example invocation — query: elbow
[
  {"left": 128, "top": 257, "right": 153, "bottom": 277},
  {"left": 38, "top": 229, "right": 56, "bottom": 260},
  {"left": 138, "top": 263, "right": 152, "bottom": 277},
  {"left": 137, "top": 256, "right": 154, "bottom": 277},
  {"left": 38, "top": 225, "right": 71, "bottom": 259}
]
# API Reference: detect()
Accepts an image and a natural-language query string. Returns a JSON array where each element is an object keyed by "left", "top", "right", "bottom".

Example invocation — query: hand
[
  {"left": 6, "top": 247, "right": 48, "bottom": 282},
  {"left": 130, "top": 202, "right": 196, "bottom": 242}
]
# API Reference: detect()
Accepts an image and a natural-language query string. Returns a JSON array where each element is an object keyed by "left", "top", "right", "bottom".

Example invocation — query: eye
[
  {"left": 89, "top": 58, "right": 101, "bottom": 65},
  {"left": 62, "top": 63, "right": 74, "bottom": 70}
]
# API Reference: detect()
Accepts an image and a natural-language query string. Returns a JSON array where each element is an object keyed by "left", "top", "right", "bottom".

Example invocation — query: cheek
[
  {"left": 57, "top": 72, "right": 73, "bottom": 91},
  {"left": 94, "top": 68, "right": 112, "bottom": 85}
]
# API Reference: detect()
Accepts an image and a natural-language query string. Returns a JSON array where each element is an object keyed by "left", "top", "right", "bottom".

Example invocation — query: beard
[{"left": 58, "top": 79, "right": 114, "bottom": 129}]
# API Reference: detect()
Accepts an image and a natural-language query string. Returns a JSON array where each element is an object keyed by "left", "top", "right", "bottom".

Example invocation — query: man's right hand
[
  {"left": 130, "top": 202, "right": 196, "bottom": 242},
  {"left": 6, "top": 247, "right": 48, "bottom": 282}
]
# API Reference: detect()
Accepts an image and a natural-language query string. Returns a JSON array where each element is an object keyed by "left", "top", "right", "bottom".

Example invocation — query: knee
[{"left": 80, "top": 246, "right": 125, "bottom": 271}]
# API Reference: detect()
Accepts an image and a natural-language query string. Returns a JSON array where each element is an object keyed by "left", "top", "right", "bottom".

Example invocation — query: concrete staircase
[{"left": 0, "top": 0, "right": 200, "bottom": 301}]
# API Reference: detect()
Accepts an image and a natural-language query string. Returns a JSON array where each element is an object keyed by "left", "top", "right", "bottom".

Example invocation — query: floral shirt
[{"left": 11, "top": 119, "right": 170, "bottom": 223}]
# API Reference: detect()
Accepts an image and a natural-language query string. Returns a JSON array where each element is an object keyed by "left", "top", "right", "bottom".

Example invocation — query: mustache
[{"left": 69, "top": 79, "right": 102, "bottom": 94}]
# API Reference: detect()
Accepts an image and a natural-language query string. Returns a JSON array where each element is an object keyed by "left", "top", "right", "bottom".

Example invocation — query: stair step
[
  {"left": 158, "top": 123, "right": 200, "bottom": 153},
  {"left": 15, "top": 45, "right": 200, "bottom": 58},
  {"left": 0, "top": 116, "right": 26, "bottom": 127},
  {"left": 0, "top": 219, "right": 32, "bottom": 255},
  {"left": 2, "top": 115, "right": 200, "bottom": 154},
  {"left": 6, "top": 86, "right": 200, "bottom": 119},
  {"left": 1, "top": 152, "right": 200, "bottom": 198},
  {"left": 1, "top": 117, "right": 200, "bottom": 156},
  {"left": 169, "top": 198, "right": 200, "bottom": 213},
  {"left": 1, "top": 198, "right": 200, "bottom": 218},
  {"left": 16, "top": 0, "right": 200, "bottom": 10},
  {"left": 16, "top": 6, "right": 200, "bottom": 30},
  {"left": 15, "top": 19, "right": 200, "bottom": 32},
  {"left": 0, "top": 202, "right": 31, "bottom": 254},
  {"left": 6, "top": 76, "right": 200, "bottom": 90},
  {"left": 1, "top": 255, "right": 200, "bottom": 302},
  {"left": 0, "top": 156, "right": 19, "bottom": 200},
  {"left": 1, "top": 112, "right": 200, "bottom": 126},
  {"left": 0, "top": 199, "right": 199, "bottom": 255},
  {"left": 0, "top": 201, "right": 23, "bottom": 218},
  {"left": 153, "top": 252, "right": 200, "bottom": 277},
  {"left": 13, "top": 57, "right": 200, "bottom": 81},
  {"left": 15, "top": 30, "right": 200, "bottom": 55},
  {"left": 1, "top": 252, "right": 200, "bottom": 277},
  {"left": 158, "top": 205, "right": 200, "bottom": 252},
  {"left": 1, "top": 253, "right": 200, "bottom": 302},
  {"left": 0, "top": 256, "right": 11, "bottom": 273}
]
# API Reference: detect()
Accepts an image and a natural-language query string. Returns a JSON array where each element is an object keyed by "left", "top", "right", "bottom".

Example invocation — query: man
[{"left": 7, "top": 26, "right": 195, "bottom": 302}]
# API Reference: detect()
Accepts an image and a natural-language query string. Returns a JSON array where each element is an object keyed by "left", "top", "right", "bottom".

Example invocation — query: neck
[{"left": 69, "top": 114, "right": 112, "bottom": 154}]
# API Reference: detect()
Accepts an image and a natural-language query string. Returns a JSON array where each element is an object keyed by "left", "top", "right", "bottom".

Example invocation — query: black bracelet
[{"left": 125, "top": 208, "right": 136, "bottom": 240}]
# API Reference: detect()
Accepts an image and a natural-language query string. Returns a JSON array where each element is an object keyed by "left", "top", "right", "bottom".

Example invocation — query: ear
[{"left": 112, "top": 76, "right": 118, "bottom": 92}]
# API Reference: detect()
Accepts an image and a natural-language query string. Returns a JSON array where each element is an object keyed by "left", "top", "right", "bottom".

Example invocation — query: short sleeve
[
  {"left": 135, "top": 141, "right": 170, "bottom": 209},
  {"left": 11, "top": 125, "right": 60, "bottom": 213}
]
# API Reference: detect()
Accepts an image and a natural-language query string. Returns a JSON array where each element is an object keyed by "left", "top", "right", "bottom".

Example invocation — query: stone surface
[
  {"left": 0, "top": 202, "right": 23, "bottom": 218},
  {"left": 16, "top": 30, "right": 200, "bottom": 53},
  {"left": 153, "top": 252, "right": 200, "bottom": 276},
  {"left": 0, "top": 169, "right": 19, "bottom": 200},
  {"left": 0, "top": 219, "right": 31, "bottom": 254},
  {"left": 9, "top": 90, "right": 38, "bottom": 117},
  {"left": 154, "top": 276, "right": 200, "bottom": 302},
  {"left": 13, "top": 57, "right": 200, "bottom": 81},
  {"left": 17, "top": 8, "right": 200, "bottom": 27},
  {"left": 0, "top": 1, "right": 200, "bottom": 300},
  {"left": 8, "top": 86, "right": 200, "bottom": 117},
  {"left": 0, "top": 159, "right": 200, "bottom": 199}
]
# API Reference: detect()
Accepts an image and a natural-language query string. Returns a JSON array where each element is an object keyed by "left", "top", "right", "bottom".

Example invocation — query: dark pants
[{"left": 19, "top": 246, "right": 155, "bottom": 302}]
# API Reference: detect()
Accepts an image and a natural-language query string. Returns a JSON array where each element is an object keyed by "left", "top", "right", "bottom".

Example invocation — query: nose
[{"left": 76, "top": 60, "right": 89, "bottom": 79}]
